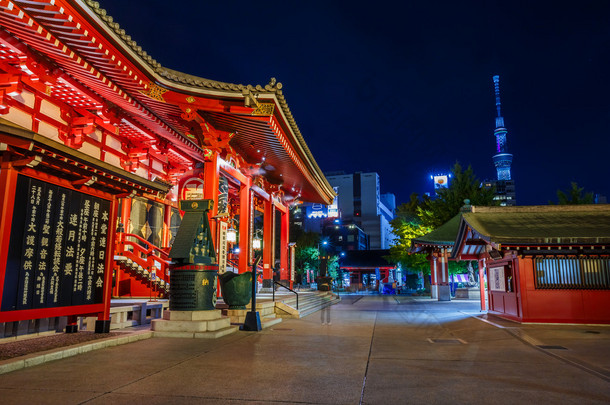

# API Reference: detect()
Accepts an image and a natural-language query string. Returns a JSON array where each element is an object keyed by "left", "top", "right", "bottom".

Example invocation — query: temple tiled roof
[
  {"left": 461, "top": 204, "right": 610, "bottom": 245},
  {"left": 411, "top": 214, "right": 461, "bottom": 248},
  {"left": 82, "top": 0, "right": 332, "bottom": 203}
]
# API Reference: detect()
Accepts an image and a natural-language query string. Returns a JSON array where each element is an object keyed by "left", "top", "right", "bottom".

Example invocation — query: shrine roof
[
  {"left": 0, "top": 0, "right": 334, "bottom": 204},
  {"left": 83, "top": 0, "right": 334, "bottom": 204},
  {"left": 459, "top": 205, "right": 610, "bottom": 246},
  {"left": 411, "top": 214, "right": 461, "bottom": 250}
]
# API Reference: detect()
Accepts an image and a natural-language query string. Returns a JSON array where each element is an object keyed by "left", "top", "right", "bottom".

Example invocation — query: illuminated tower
[
  {"left": 492, "top": 75, "right": 513, "bottom": 181},
  {"left": 490, "top": 75, "right": 516, "bottom": 205}
]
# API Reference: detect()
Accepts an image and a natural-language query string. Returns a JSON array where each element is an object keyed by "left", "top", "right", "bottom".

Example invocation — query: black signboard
[{"left": 1, "top": 175, "right": 111, "bottom": 312}]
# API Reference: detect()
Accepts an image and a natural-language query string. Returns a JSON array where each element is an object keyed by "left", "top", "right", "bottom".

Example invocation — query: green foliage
[
  {"left": 552, "top": 182, "right": 594, "bottom": 205},
  {"left": 448, "top": 260, "right": 469, "bottom": 275},
  {"left": 294, "top": 231, "right": 320, "bottom": 276},
  {"left": 293, "top": 231, "right": 342, "bottom": 282},
  {"left": 327, "top": 255, "right": 341, "bottom": 280},
  {"left": 295, "top": 246, "right": 318, "bottom": 276},
  {"left": 388, "top": 163, "right": 493, "bottom": 276},
  {"left": 419, "top": 162, "right": 496, "bottom": 228},
  {"left": 387, "top": 209, "right": 432, "bottom": 274}
]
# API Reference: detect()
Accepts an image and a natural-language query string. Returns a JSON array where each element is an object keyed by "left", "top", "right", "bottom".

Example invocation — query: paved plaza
[{"left": 0, "top": 295, "right": 608, "bottom": 404}]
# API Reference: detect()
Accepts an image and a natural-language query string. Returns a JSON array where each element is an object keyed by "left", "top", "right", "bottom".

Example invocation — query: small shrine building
[{"left": 452, "top": 205, "right": 610, "bottom": 324}]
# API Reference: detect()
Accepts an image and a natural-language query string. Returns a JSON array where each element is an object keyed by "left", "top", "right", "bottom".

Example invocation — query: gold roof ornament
[{"left": 140, "top": 82, "right": 168, "bottom": 102}]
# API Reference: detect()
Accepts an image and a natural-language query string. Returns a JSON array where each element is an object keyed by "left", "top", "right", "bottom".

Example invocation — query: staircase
[
  {"left": 273, "top": 291, "right": 340, "bottom": 319},
  {"left": 217, "top": 300, "right": 283, "bottom": 329},
  {"left": 113, "top": 232, "right": 171, "bottom": 297},
  {"left": 114, "top": 256, "right": 169, "bottom": 295}
]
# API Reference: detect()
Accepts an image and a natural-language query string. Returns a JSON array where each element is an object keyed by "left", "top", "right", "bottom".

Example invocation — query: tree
[
  {"left": 387, "top": 208, "right": 432, "bottom": 273},
  {"left": 388, "top": 163, "right": 493, "bottom": 287},
  {"left": 326, "top": 255, "right": 342, "bottom": 284},
  {"left": 294, "top": 231, "right": 320, "bottom": 278},
  {"left": 552, "top": 182, "right": 594, "bottom": 205},
  {"left": 419, "top": 162, "right": 496, "bottom": 228}
]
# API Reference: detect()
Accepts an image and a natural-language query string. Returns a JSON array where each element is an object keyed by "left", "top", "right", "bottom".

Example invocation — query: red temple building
[
  {"left": 0, "top": 0, "right": 334, "bottom": 333},
  {"left": 452, "top": 205, "right": 610, "bottom": 324}
]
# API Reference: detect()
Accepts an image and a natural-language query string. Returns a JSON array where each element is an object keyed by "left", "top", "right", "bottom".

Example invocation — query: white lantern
[{"left": 227, "top": 227, "right": 237, "bottom": 243}]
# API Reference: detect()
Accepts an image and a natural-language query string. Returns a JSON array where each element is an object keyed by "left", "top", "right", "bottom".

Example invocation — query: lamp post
[
  {"left": 318, "top": 240, "right": 328, "bottom": 277},
  {"left": 224, "top": 217, "right": 239, "bottom": 270}
]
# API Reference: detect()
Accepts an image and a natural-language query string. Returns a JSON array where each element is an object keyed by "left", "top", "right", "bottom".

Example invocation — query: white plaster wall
[
  {"left": 3, "top": 107, "right": 32, "bottom": 130},
  {"left": 79, "top": 141, "right": 100, "bottom": 160},
  {"left": 88, "top": 128, "right": 101, "bottom": 143},
  {"left": 37, "top": 121, "right": 60, "bottom": 142},
  {"left": 152, "top": 159, "right": 164, "bottom": 173},
  {"left": 105, "top": 152, "right": 122, "bottom": 169},
  {"left": 135, "top": 166, "right": 148, "bottom": 179},
  {"left": 12, "top": 90, "right": 35, "bottom": 109},
  {"left": 40, "top": 99, "right": 65, "bottom": 124},
  {"left": 105, "top": 134, "right": 122, "bottom": 150}
]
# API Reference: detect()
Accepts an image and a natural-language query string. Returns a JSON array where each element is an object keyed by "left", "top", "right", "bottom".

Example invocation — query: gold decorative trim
[
  {"left": 140, "top": 82, "right": 168, "bottom": 102},
  {"left": 186, "top": 96, "right": 196, "bottom": 103},
  {"left": 252, "top": 103, "right": 275, "bottom": 116}
]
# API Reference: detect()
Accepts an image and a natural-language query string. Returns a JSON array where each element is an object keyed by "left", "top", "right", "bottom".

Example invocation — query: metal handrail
[
  {"left": 121, "top": 232, "right": 171, "bottom": 260},
  {"left": 272, "top": 281, "right": 299, "bottom": 310},
  {"left": 115, "top": 231, "right": 170, "bottom": 286}
]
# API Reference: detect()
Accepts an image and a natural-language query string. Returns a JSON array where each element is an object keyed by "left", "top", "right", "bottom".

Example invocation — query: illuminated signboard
[
  {"left": 328, "top": 187, "right": 339, "bottom": 218},
  {"left": 2, "top": 175, "right": 111, "bottom": 311},
  {"left": 306, "top": 203, "right": 328, "bottom": 219},
  {"left": 433, "top": 175, "right": 449, "bottom": 190},
  {"left": 182, "top": 177, "right": 204, "bottom": 200}
]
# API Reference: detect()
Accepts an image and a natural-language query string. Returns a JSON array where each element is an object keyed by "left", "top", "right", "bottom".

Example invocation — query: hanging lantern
[
  {"left": 253, "top": 236, "right": 262, "bottom": 250},
  {"left": 227, "top": 226, "right": 237, "bottom": 243}
]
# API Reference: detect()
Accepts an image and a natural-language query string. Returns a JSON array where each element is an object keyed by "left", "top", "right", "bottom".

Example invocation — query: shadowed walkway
[{"left": 0, "top": 296, "right": 608, "bottom": 404}]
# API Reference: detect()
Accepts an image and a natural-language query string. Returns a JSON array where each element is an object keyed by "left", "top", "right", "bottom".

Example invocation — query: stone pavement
[{"left": 0, "top": 295, "right": 608, "bottom": 404}]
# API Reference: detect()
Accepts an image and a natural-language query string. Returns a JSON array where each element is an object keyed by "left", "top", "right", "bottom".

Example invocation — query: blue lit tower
[
  {"left": 490, "top": 75, "right": 516, "bottom": 205},
  {"left": 492, "top": 75, "right": 513, "bottom": 181}
]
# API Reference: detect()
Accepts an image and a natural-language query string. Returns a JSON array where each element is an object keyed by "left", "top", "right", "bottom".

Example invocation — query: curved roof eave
[{"left": 78, "top": 0, "right": 335, "bottom": 204}]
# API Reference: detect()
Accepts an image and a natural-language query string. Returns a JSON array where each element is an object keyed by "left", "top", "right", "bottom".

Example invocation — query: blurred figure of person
[
  {"left": 273, "top": 260, "right": 280, "bottom": 290},
  {"left": 321, "top": 303, "right": 331, "bottom": 325}
]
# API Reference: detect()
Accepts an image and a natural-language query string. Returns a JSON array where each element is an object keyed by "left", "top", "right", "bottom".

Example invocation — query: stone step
[
  {"left": 261, "top": 316, "right": 282, "bottom": 329},
  {"left": 274, "top": 292, "right": 340, "bottom": 319},
  {"left": 152, "top": 325, "right": 239, "bottom": 339},
  {"left": 150, "top": 310, "right": 238, "bottom": 339}
]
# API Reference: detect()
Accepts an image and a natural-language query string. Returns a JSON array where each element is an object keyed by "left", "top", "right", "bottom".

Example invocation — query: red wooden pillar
[
  {"left": 114, "top": 197, "right": 132, "bottom": 297},
  {"left": 203, "top": 152, "right": 220, "bottom": 241},
  {"left": 429, "top": 255, "right": 438, "bottom": 299},
  {"left": 162, "top": 203, "right": 172, "bottom": 248},
  {"left": 238, "top": 181, "right": 250, "bottom": 273},
  {"left": 0, "top": 164, "right": 19, "bottom": 302},
  {"left": 279, "top": 204, "right": 290, "bottom": 288},
  {"left": 440, "top": 249, "right": 449, "bottom": 285},
  {"left": 96, "top": 197, "right": 119, "bottom": 332},
  {"left": 437, "top": 248, "right": 451, "bottom": 301},
  {"left": 478, "top": 258, "right": 486, "bottom": 311},
  {"left": 263, "top": 199, "right": 273, "bottom": 283}
]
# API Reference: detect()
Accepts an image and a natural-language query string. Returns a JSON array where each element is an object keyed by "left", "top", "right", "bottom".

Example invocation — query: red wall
[{"left": 488, "top": 256, "right": 610, "bottom": 324}]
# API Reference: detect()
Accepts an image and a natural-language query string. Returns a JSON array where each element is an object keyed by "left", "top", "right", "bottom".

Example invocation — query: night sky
[{"left": 96, "top": 0, "right": 610, "bottom": 206}]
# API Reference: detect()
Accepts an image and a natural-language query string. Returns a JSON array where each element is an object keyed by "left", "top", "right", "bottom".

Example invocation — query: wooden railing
[{"left": 114, "top": 232, "right": 171, "bottom": 287}]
